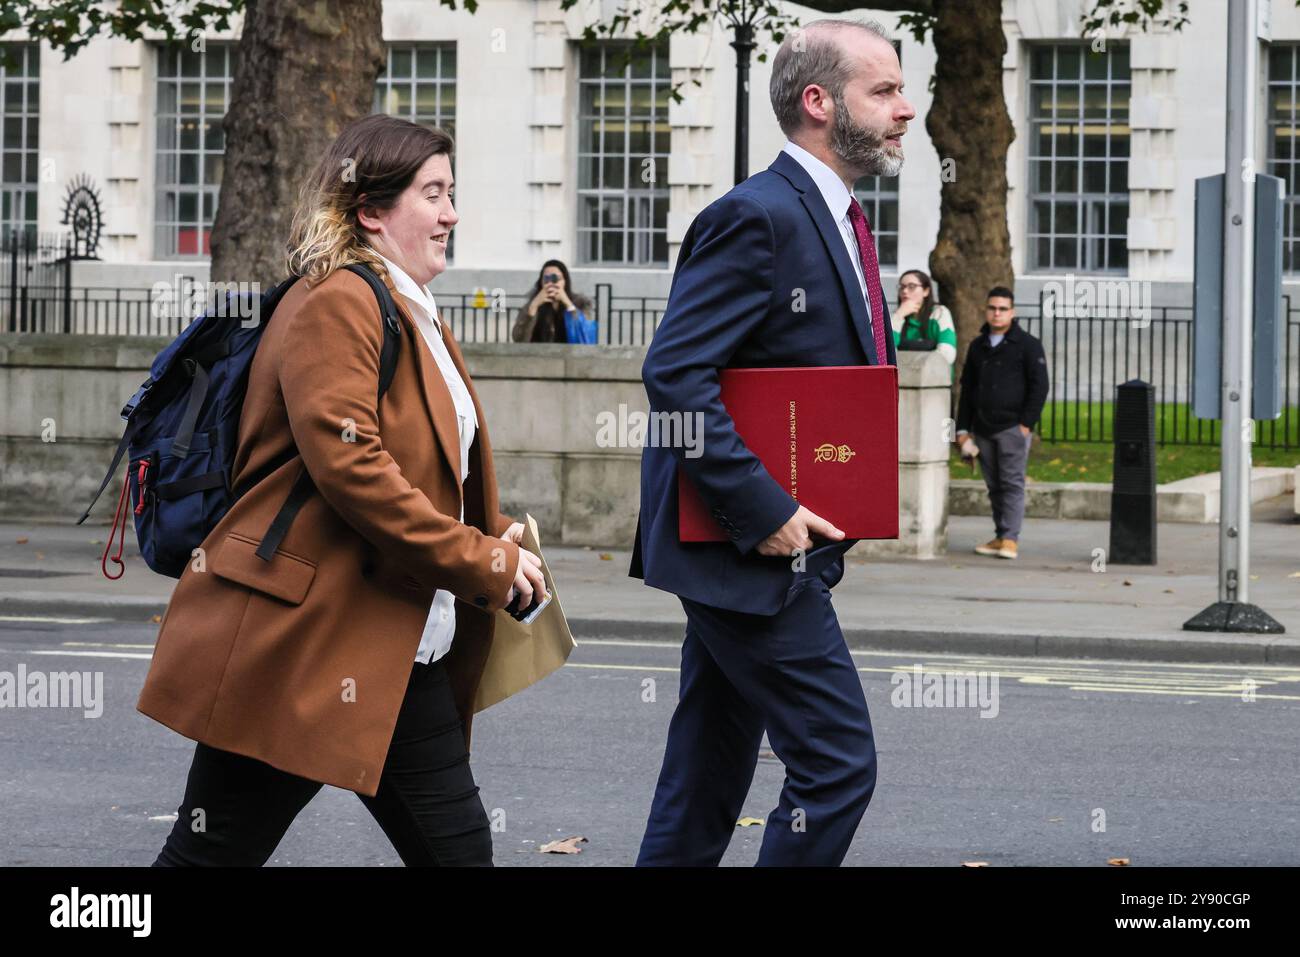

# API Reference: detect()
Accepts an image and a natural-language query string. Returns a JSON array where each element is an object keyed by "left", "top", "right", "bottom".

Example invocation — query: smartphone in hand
[{"left": 504, "top": 588, "right": 551, "bottom": 624}]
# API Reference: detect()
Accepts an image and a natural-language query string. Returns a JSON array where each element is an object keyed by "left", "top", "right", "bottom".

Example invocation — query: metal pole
[
  {"left": 730, "top": 20, "right": 755, "bottom": 186},
  {"left": 62, "top": 233, "right": 72, "bottom": 334},
  {"left": 1186, "top": 0, "right": 1283, "bottom": 633},
  {"left": 1219, "top": 0, "right": 1255, "bottom": 606}
]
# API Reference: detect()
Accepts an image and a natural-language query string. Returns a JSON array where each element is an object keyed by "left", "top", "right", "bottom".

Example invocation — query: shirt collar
[
  {"left": 374, "top": 251, "right": 440, "bottom": 331},
  {"left": 782, "top": 140, "right": 854, "bottom": 223}
]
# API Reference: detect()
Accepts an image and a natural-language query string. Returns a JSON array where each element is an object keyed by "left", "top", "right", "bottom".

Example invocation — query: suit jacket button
[{"left": 474, "top": 595, "right": 488, "bottom": 607}]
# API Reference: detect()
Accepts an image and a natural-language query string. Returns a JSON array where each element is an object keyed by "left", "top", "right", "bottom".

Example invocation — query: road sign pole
[{"left": 1185, "top": 0, "right": 1284, "bottom": 634}]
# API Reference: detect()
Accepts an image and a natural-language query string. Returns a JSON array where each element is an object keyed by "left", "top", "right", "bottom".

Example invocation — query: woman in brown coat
[{"left": 140, "top": 114, "right": 548, "bottom": 866}]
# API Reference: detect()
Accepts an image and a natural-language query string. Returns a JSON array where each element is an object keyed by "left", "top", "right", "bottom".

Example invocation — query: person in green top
[{"left": 891, "top": 269, "right": 957, "bottom": 375}]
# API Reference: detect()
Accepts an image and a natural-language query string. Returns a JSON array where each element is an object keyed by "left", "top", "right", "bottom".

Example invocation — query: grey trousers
[{"left": 974, "top": 425, "right": 1031, "bottom": 542}]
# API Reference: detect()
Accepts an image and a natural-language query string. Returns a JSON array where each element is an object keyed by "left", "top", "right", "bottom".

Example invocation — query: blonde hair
[{"left": 285, "top": 114, "right": 454, "bottom": 285}]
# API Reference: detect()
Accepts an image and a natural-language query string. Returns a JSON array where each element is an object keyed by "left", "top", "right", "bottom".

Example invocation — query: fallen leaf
[
  {"left": 1163, "top": 589, "right": 1174, "bottom": 594},
  {"left": 150, "top": 614, "right": 162, "bottom": 623},
  {"left": 599, "top": 553, "right": 612, "bottom": 561},
  {"left": 34, "top": 552, "right": 44, "bottom": 560},
  {"left": 736, "top": 817, "right": 765, "bottom": 828},
  {"left": 1108, "top": 857, "right": 1130, "bottom": 867},
  {"left": 15, "top": 537, "right": 28, "bottom": 544},
  {"left": 539, "top": 835, "right": 587, "bottom": 854},
  {"left": 1122, "top": 580, "right": 1132, "bottom": 586},
  {"left": 962, "top": 861, "right": 989, "bottom": 867}
]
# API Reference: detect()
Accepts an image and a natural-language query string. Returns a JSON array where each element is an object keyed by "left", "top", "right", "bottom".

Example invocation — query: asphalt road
[{"left": 1, "top": 613, "right": 1298, "bottom": 867}]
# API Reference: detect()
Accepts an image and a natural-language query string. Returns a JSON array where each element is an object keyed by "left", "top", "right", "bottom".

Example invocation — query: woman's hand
[
  {"left": 527, "top": 288, "right": 550, "bottom": 317},
  {"left": 502, "top": 522, "right": 525, "bottom": 544},
  {"left": 893, "top": 297, "right": 920, "bottom": 319},
  {"left": 509, "top": 547, "right": 548, "bottom": 611}
]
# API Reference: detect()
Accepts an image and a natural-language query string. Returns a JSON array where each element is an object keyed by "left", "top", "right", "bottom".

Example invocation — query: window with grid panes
[
  {"left": 0, "top": 44, "right": 39, "bottom": 236},
  {"left": 154, "top": 43, "right": 237, "bottom": 258},
  {"left": 1268, "top": 43, "right": 1300, "bottom": 273},
  {"left": 577, "top": 40, "right": 671, "bottom": 265},
  {"left": 374, "top": 43, "right": 457, "bottom": 262},
  {"left": 1027, "top": 43, "right": 1130, "bottom": 273}
]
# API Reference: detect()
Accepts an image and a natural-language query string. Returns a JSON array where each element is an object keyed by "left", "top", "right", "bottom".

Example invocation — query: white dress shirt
[
  {"left": 374, "top": 252, "right": 479, "bottom": 665},
  {"left": 781, "top": 140, "right": 878, "bottom": 334}
]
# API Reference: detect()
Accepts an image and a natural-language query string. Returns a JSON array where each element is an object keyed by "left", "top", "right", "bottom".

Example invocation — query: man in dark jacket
[{"left": 954, "top": 286, "right": 1049, "bottom": 560}]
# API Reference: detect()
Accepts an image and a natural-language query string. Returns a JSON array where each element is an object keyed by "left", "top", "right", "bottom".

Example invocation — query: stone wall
[{"left": 0, "top": 335, "right": 949, "bottom": 556}]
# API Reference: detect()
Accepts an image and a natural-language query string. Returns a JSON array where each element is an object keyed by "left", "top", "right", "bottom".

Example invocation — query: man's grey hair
[{"left": 769, "top": 18, "right": 893, "bottom": 137}]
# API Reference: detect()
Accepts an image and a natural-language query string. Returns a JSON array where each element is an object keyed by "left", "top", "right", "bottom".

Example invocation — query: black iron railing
[{"left": 3, "top": 269, "right": 1297, "bottom": 449}]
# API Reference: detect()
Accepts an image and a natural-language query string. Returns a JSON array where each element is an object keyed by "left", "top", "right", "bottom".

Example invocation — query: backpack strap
[
  {"left": 75, "top": 418, "right": 143, "bottom": 525},
  {"left": 255, "top": 263, "right": 403, "bottom": 562}
]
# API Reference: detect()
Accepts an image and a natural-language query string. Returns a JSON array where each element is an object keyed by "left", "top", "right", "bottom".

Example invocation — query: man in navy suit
[{"left": 629, "top": 18, "right": 915, "bottom": 866}]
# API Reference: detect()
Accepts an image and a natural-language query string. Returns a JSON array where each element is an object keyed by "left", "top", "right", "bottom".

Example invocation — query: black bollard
[{"left": 1109, "top": 379, "right": 1157, "bottom": 565}]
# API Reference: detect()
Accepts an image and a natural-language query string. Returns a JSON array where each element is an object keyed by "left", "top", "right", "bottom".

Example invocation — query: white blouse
[{"left": 374, "top": 252, "right": 479, "bottom": 665}]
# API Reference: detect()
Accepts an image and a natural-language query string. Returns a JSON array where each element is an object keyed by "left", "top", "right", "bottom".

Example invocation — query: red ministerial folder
[{"left": 677, "top": 365, "right": 899, "bottom": 542}]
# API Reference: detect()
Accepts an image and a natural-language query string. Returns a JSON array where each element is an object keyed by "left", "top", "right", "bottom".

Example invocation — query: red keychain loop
[
  {"left": 100, "top": 460, "right": 131, "bottom": 580},
  {"left": 133, "top": 459, "right": 150, "bottom": 516}
]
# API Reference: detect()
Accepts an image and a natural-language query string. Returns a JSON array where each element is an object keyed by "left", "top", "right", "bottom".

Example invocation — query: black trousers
[{"left": 152, "top": 658, "right": 493, "bottom": 866}]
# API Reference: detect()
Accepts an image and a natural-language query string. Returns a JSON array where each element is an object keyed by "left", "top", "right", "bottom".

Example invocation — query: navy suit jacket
[{"left": 628, "top": 150, "right": 897, "bottom": 615}]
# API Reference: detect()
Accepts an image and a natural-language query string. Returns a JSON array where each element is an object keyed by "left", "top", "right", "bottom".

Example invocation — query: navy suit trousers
[{"left": 635, "top": 576, "right": 877, "bottom": 866}]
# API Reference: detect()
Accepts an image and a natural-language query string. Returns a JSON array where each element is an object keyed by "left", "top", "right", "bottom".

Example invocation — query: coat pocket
[{"left": 210, "top": 532, "right": 318, "bottom": 606}]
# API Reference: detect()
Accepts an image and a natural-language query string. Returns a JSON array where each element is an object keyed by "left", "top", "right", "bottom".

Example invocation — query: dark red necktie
[{"left": 846, "top": 198, "right": 890, "bottom": 365}]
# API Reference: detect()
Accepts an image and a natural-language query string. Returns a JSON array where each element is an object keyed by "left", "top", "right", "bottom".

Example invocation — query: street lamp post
[
  {"left": 724, "top": 1, "right": 767, "bottom": 186},
  {"left": 730, "top": 19, "right": 756, "bottom": 186}
]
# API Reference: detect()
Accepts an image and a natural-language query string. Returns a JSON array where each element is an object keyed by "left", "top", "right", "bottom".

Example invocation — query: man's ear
[{"left": 802, "top": 84, "right": 831, "bottom": 125}]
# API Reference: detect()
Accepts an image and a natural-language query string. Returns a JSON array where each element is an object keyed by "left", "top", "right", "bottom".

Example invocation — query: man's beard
[{"left": 829, "top": 90, "right": 903, "bottom": 178}]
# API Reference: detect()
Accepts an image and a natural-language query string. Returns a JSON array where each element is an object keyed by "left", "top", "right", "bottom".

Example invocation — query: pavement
[{"left": 1, "top": 499, "right": 1298, "bottom": 665}]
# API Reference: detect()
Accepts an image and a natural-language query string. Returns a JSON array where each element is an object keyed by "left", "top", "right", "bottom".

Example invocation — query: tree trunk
[
  {"left": 926, "top": 0, "right": 1015, "bottom": 389},
  {"left": 209, "top": 0, "right": 385, "bottom": 285}
]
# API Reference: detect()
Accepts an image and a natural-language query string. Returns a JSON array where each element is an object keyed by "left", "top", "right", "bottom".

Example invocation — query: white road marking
[{"left": 0, "top": 615, "right": 109, "bottom": 625}]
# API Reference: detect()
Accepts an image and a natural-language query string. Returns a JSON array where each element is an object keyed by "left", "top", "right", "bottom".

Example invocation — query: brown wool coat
[{"left": 136, "top": 266, "right": 521, "bottom": 797}]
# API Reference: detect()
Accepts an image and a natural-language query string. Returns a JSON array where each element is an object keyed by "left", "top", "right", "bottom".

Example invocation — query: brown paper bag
[{"left": 473, "top": 514, "right": 577, "bottom": 713}]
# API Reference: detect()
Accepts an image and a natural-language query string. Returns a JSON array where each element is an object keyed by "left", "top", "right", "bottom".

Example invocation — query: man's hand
[
  {"left": 756, "top": 505, "right": 844, "bottom": 557},
  {"left": 1019, "top": 424, "right": 1031, "bottom": 438}
]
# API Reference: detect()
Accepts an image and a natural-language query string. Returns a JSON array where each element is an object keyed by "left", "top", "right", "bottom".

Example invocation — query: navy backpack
[{"left": 78, "top": 263, "right": 402, "bottom": 579}]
